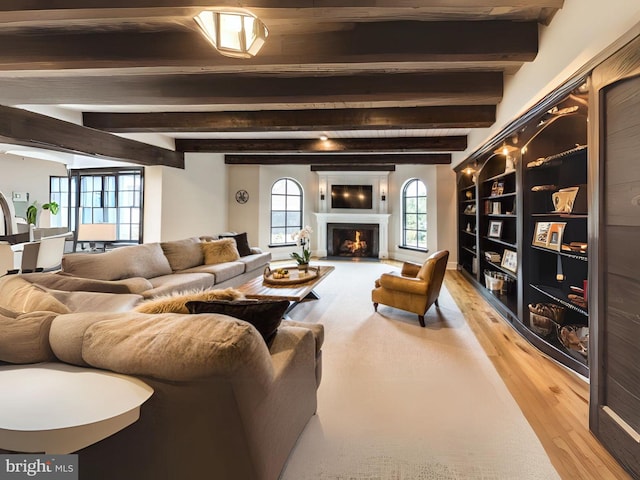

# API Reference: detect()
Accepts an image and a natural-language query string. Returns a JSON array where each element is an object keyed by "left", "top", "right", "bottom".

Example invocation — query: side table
[{"left": 0, "top": 362, "right": 153, "bottom": 454}]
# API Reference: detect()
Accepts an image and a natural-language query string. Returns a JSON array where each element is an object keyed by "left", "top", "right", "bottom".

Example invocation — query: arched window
[
  {"left": 402, "top": 179, "right": 427, "bottom": 250},
  {"left": 270, "top": 178, "right": 303, "bottom": 245}
]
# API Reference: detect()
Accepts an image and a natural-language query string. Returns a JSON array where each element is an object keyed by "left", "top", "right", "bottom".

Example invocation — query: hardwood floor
[{"left": 444, "top": 270, "right": 631, "bottom": 480}]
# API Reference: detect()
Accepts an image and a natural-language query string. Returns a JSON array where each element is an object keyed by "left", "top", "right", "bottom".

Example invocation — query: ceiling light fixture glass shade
[{"left": 194, "top": 9, "right": 268, "bottom": 59}]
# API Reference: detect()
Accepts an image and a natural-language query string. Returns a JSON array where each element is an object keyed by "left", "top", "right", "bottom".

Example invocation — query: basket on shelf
[
  {"left": 528, "top": 303, "right": 566, "bottom": 337},
  {"left": 484, "top": 270, "right": 504, "bottom": 291}
]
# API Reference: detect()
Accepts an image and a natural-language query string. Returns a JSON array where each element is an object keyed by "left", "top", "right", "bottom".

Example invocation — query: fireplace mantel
[{"left": 313, "top": 212, "right": 391, "bottom": 259}]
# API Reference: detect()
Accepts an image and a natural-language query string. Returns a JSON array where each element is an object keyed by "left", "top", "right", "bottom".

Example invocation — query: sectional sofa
[
  {"left": 0, "top": 236, "right": 324, "bottom": 480},
  {"left": 58, "top": 235, "right": 272, "bottom": 297}
]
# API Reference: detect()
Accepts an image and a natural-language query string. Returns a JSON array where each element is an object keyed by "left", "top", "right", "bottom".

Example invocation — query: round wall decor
[{"left": 235, "top": 190, "right": 249, "bottom": 204}]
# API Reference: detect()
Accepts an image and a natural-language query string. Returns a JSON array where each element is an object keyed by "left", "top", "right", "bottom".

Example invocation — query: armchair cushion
[{"left": 378, "top": 273, "right": 428, "bottom": 295}]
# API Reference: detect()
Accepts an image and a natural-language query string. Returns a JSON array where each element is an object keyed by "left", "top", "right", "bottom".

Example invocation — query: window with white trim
[
  {"left": 402, "top": 178, "right": 427, "bottom": 250},
  {"left": 270, "top": 178, "right": 302, "bottom": 245}
]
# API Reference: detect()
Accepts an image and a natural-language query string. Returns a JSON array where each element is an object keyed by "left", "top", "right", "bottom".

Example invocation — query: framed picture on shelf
[
  {"left": 546, "top": 222, "right": 566, "bottom": 251},
  {"left": 490, "top": 181, "right": 505, "bottom": 197},
  {"left": 488, "top": 220, "right": 503, "bottom": 238},
  {"left": 532, "top": 221, "right": 551, "bottom": 247},
  {"left": 501, "top": 249, "right": 518, "bottom": 273}
]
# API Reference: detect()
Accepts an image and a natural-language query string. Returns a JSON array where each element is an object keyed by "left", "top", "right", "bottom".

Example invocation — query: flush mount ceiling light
[{"left": 194, "top": 9, "right": 268, "bottom": 59}]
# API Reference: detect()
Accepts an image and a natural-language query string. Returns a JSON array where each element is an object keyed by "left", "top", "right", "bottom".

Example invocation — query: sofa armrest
[
  {"left": 78, "top": 312, "right": 275, "bottom": 385},
  {"left": 378, "top": 272, "right": 428, "bottom": 295}
]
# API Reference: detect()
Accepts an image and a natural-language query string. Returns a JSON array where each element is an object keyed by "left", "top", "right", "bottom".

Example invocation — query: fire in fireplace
[{"left": 327, "top": 223, "right": 379, "bottom": 258}]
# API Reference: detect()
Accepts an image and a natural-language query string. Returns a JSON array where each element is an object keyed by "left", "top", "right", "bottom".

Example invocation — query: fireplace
[{"left": 327, "top": 223, "right": 379, "bottom": 258}]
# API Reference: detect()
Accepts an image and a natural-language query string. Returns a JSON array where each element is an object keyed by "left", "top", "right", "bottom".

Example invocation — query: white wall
[
  {"left": 227, "top": 164, "right": 316, "bottom": 260},
  {"left": 144, "top": 153, "right": 227, "bottom": 242},
  {"left": 387, "top": 165, "right": 456, "bottom": 265},
  {"left": 454, "top": 0, "right": 640, "bottom": 167},
  {"left": 0, "top": 153, "right": 67, "bottom": 227},
  {"left": 224, "top": 163, "right": 456, "bottom": 264}
]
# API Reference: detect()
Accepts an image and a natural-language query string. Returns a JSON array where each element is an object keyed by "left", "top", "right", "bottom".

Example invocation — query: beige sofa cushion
[
  {"left": 20, "top": 272, "right": 152, "bottom": 294},
  {"left": 180, "top": 262, "right": 245, "bottom": 283},
  {"left": 202, "top": 238, "right": 240, "bottom": 265},
  {"left": 238, "top": 252, "right": 272, "bottom": 273},
  {"left": 81, "top": 312, "right": 275, "bottom": 383},
  {"left": 143, "top": 273, "right": 217, "bottom": 299},
  {"left": 161, "top": 237, "right": 204, "bottom": 271},
  {"left": 0, "top": 310, "right": 57, "bottom": 363},
  {"left": 62, "top": 243, "right": 172, "bottom": 281},
  {"left": 47, "top": 289, "right": 144, "bottom": 313},
  {"left": 0, "top": 275, "right": 71, "bottom": 314}
]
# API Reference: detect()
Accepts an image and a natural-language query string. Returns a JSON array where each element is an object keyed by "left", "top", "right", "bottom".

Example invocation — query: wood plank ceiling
[{"left": 0, "top": 1, "right": 563, "bottom": 168}]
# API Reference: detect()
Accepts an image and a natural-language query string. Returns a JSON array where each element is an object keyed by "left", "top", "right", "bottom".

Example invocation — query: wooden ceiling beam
[
  {"left": 226, "top": 154, "right": 449, "bottom": 165},
  {"left": 1, "top": 72, "right": 502, "bottom": 106},
  {"left": 0, "top": 105, "right": 184, "bottom": 168},
  {"left": 178, "top": 137, "right": 466, "bottom": 153},
  {"left": 0, "top": 1, "right": 565, "bottom": 12},
  {"left": 0, "top": 21, "right": 538, "bottom": 72},
  {"left": 83, "top": 106, "right": 496, "bottom": 132}
]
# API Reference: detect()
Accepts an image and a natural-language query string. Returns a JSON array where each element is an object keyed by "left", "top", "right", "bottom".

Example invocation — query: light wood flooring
[{"left": 444, "top": 270, "right": 631, "bottom": 480}]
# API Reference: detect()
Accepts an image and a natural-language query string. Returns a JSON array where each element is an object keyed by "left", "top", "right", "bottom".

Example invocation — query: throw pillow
[
  {"left": 160, "top": 237, "right": 204, "bottom": 271},
  {"left": 135, "top": 287, "right": 245, "bottom": 314},
  {"left": 219, "top": 232, "right": 252, "bottom": 257},
  {"left": 185, "top": 299, "right": 290, "bottom": 345},
  {"left": 201, "top": 238, "right": 240, "bottom": 265}
]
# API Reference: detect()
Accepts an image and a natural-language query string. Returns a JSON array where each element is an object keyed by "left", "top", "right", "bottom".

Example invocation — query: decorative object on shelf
[
  {"left": 484, "top": 270, "right": 504, "bottom": 292},
  {"left": 529, "top": 312, "right": 555, "bottom": 336},
  {"left": 492, "top": 202, "right": 502, "bottom": 215},
  {"left": 463, "top": 204, "right": 476, "bottom": 214},
  {"left": 568, "top": 294, "right": 588, "bottom": 309},
  {"left": 562, "top": 242, "right": 588, "bottom": 253},
  {"left": 484, "top": 251, "right": 501, "bottom": 263},
  {"left": 235, "top": 189, "right": 249, "bottom": 204},
  {"left": 552, "top": 186, "right": 579, "bottom": 213},
  {"left": 532, "top": 221, "right": 551, "bottom": 247},
  {"left": 531, "top": 184, "right": 558, "bottom": 192},
  {"left": 529, "top": 302, "right": 566, "bottom": 323},
  {"left": 465, "top": 190, "right": 473, "bottom": 199},
  {"left": 488, "top": 220, "right": 503, "bottom": 238},
  {"left": 546, "top": 222, "right": 566, "bottom": 251},
  {"left": 490, "top": 181, "right": 505, "bottom": 197},
  {"left": 558, "top": 325, "right": 588, "bottom": 359},
  {"left": 556, "top": 255, "right": 565, "bottom": 281},
  {"left": 466, "top": 223, "right": 472, "bottom": 233},
  {"left": 290, "top": 225, "right": 312, "bottom": 269},
  {"left": 501, "top": 249, "right": 517, "bottom": 273}
]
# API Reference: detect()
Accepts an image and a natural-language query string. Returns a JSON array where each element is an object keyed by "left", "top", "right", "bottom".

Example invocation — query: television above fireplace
[{"left": 331, "top": 185, "right": 373, "bottom": 209}]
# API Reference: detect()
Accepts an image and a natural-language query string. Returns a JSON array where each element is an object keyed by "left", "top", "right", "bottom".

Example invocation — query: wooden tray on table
[{"left": 262, "top": 265, "right": 319, "bottom": 285}]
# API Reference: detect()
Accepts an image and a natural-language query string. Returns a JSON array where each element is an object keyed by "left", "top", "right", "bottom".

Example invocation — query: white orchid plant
[{"left": 290, "top": 225, "right": 313, "bottom": 265}]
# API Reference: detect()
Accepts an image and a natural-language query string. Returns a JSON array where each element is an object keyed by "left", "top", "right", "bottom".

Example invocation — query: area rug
[{"left": 281, "top": 260, "right": 559, "bottom": 480}]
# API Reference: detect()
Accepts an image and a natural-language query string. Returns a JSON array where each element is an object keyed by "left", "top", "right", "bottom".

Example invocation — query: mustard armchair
[{"left": 372, "top": 250, "right": 449, "bottom": 327}]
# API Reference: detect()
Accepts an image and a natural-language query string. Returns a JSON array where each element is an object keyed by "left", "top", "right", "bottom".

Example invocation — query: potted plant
[
  {"left": 290, "top": 225, "right": 313, "bottom": 271},
  {"left": 26, "top": 201, "right": 60, "bottom": 225}
]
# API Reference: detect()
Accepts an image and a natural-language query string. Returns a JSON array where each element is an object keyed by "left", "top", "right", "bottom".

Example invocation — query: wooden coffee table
[{"left": 237, "top": 265, "right": 334, "bottom": 313}]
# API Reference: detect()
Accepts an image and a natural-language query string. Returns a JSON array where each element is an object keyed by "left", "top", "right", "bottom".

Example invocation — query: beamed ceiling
[{"left": 0, "top": 1, "right": 564, "bottom": 169}]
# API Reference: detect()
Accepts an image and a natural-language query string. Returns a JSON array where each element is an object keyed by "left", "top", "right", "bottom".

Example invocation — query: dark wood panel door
[{"left": 590, "top": 34, "right": 640, "bottom": 478}]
